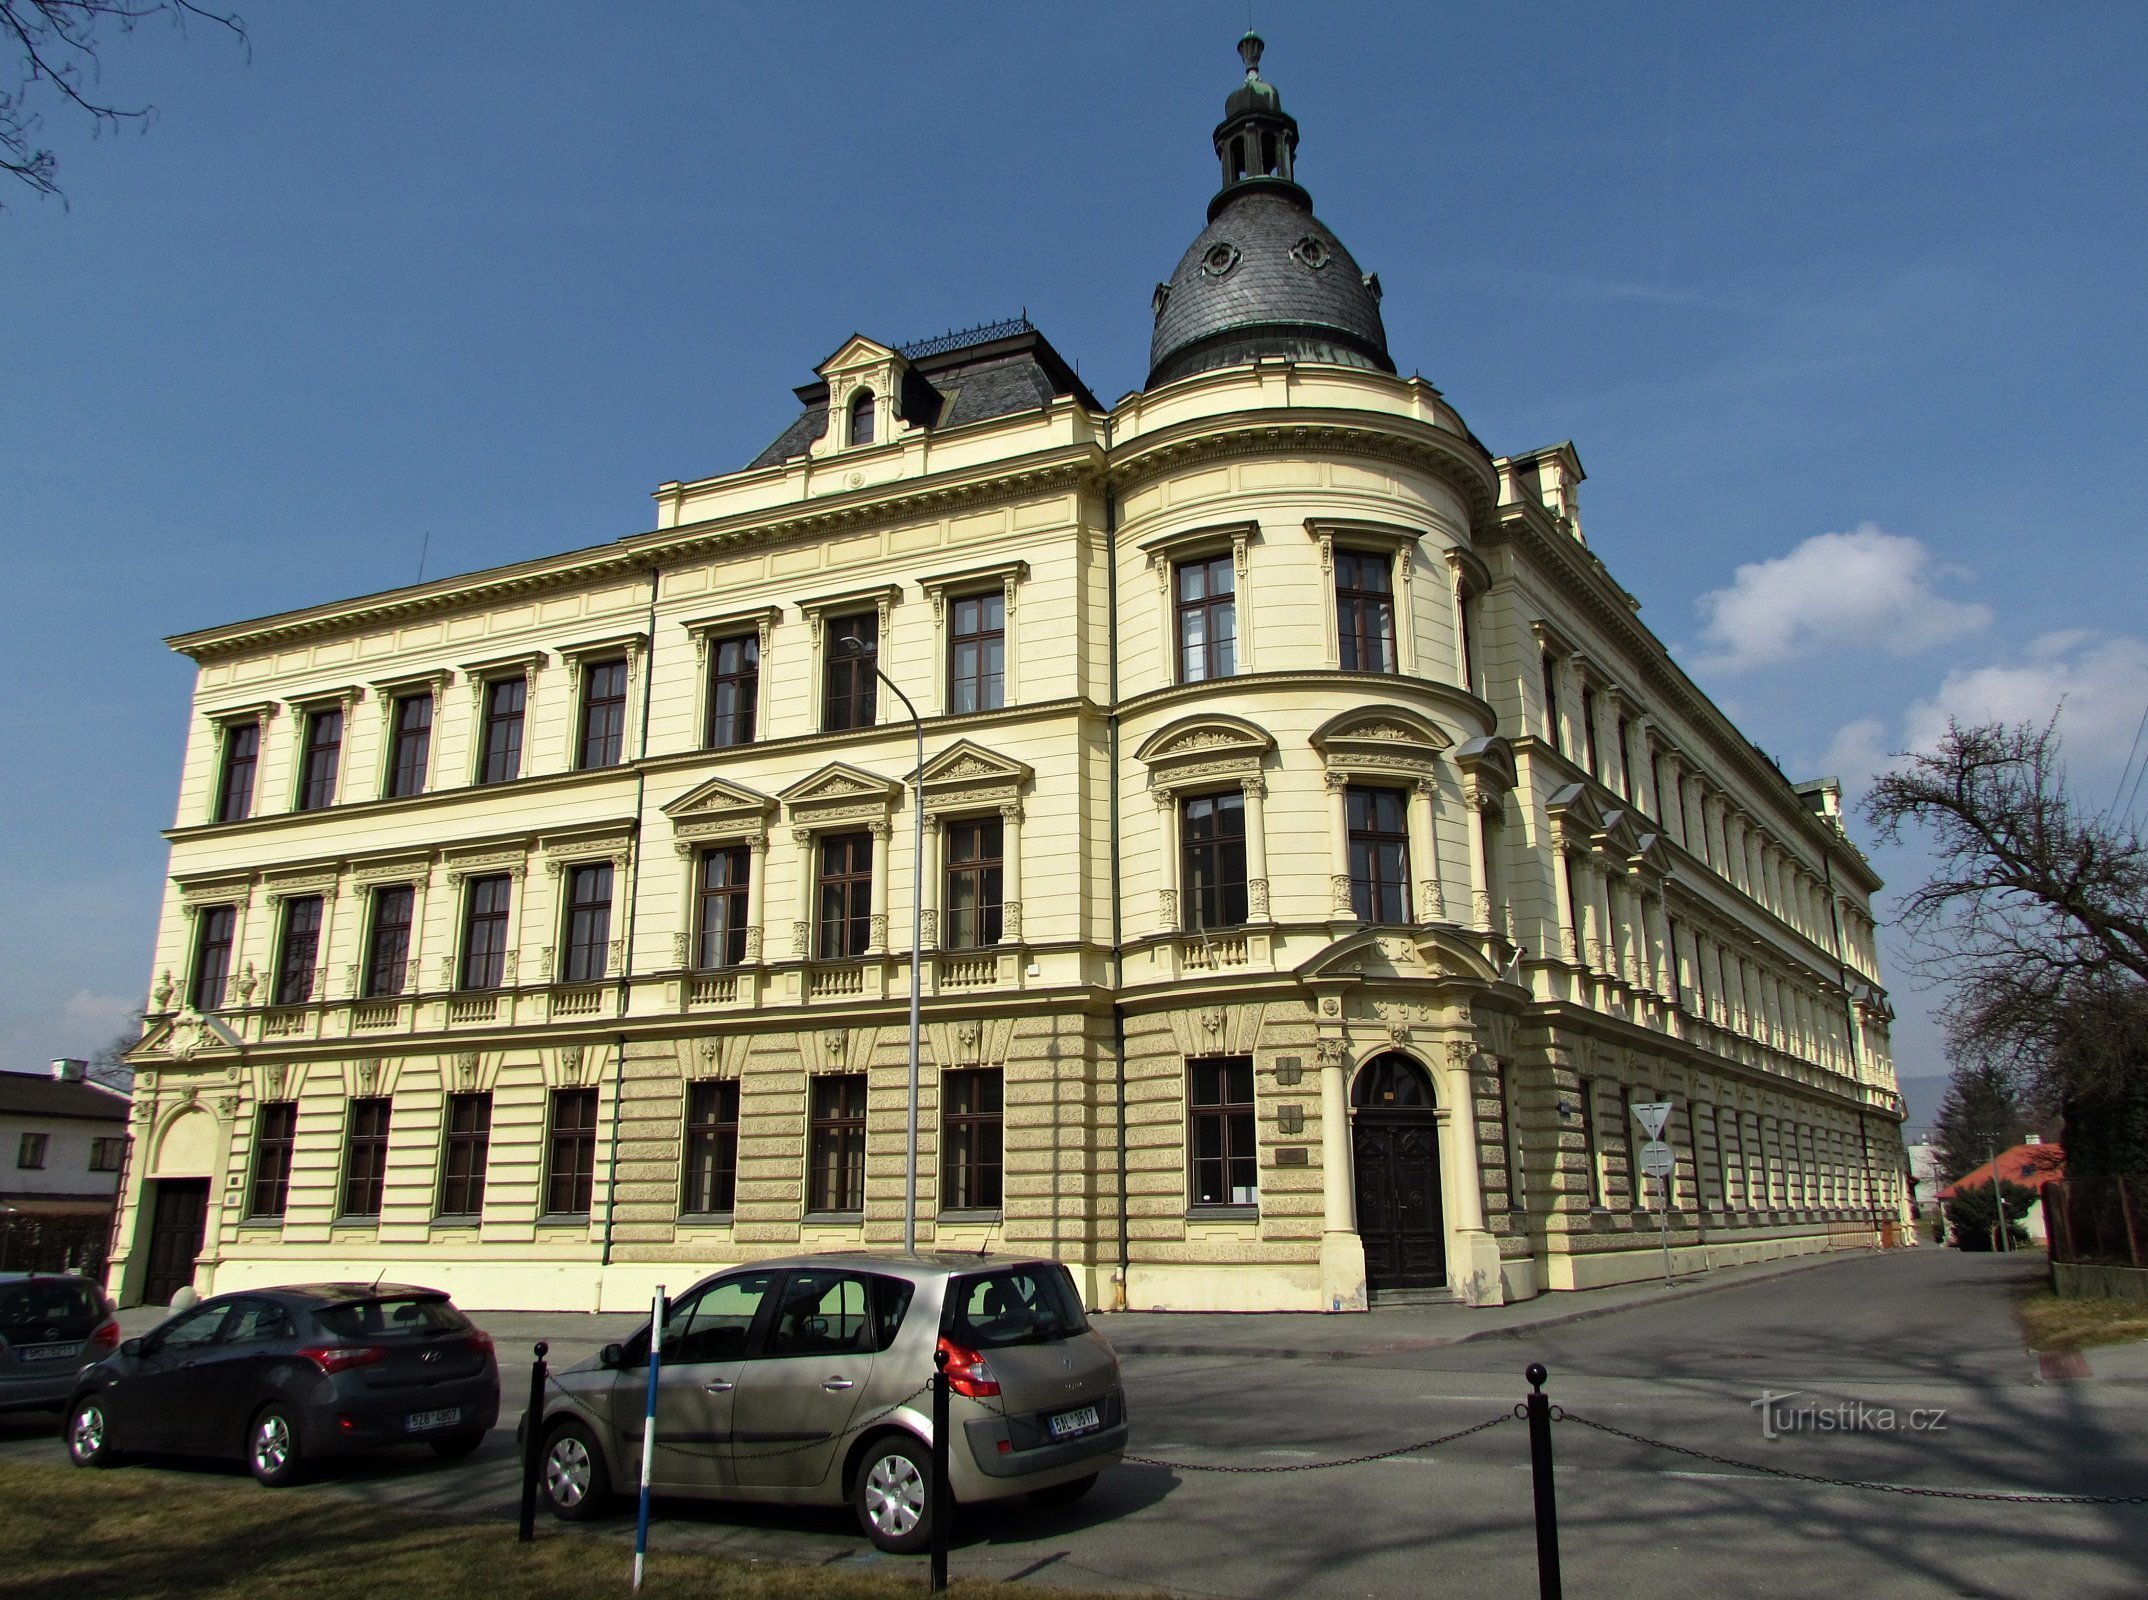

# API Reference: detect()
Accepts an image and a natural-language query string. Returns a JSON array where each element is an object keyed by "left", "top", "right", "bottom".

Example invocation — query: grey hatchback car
[
  {"left": 0, "top": 1274, "right": 120, "bottom": 1415},
  {"left": 530, "top": 1253, "right": 1126, "bottom": 1551}
]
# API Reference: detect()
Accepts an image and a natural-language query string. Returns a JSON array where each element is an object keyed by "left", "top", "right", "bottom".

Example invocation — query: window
[
  {"left": 562, "top": 862, "right": 613, "bottom": 983},
  {"left": 1175, "top": 554, "right": 1236, "bottom": 683},
  {"left": 1540, "top": 651, "right": 1562, "bottom": 752},
  {"left": 706, "top": 634, "right": 758, "bottom": 748},
  {"left": 478, "top": 677, "right": 526, "bottom": 785},
  {"left": 1615, "top": 714, "right": 1633, "bottom": 798},
  {"left": 273, "top": 895, "right": 323, "bottom": 1006},
  {"left": 214, "top": 721, "right": 259, "bottom": 823},
  {"left": 385, "top": 693, "right": 432, "bottom": 798},
  {"left": 849, "top": 388, "right": 876, "bottom": 447},
  {"left": 807, "top": 1073, "right": 867, "bottom": 1213},
  {"left": 88, "top": 1137, "right": 125, "bottom": 1172},
  {"left": 1578, "top": 1084, "right": 1603, "bottom": 1207},
  {"left": 16, "top": 1132, "right": 46, "bottom": 1169},
  {"left": 768, "top": 1270, "right": 873, "bottom": 1356},
  {"left": 248, "top": 1102, "right": 297, "bottom": 1218},
  {"left": 941, "top": 1067, "right": 1003, "bottom": 1212},
  {"left": 1498, "top": 1059, "right": 1525, "bottom": 1213},
  {"left": 577, "top": 659, "right": 628, "bottom": 769},
  {"left": 823, "top": 613, "right": 877, "bottom": 731},
  {"left": 222, "top": 1300, "right": 295, "bottom": 1345},
  {"left": 648, "top": 1271, "right": 776, "bottom": 1366},
  {"left": 1581, "top": 685, "right": 1600, "bottom": 778},
  {"left": 341, "top": 1097, "right": 392, "bottom": 1218},
  {"left": 1188, "top": 1056, "right": 1257, "bottom": 1208},
  {"left": 459, "top": 874, "right": 512, "bottom": 990},
  {"left": 1180, "top": 792, "right": 1248, "bottom": 931},
  {"left": 543, "top": 1087, "right": 599, "bottom": 1215},
  {"left": 438, "top": 1092, "right": 492, "bottom": 1217},
  {"left": 816, "top": 832, "right": 873, "bottom": 959},
  {"left": 695, "top": 847, "right": 750, "bottom": 969},
  {"left": 363, "top": 884, "right": 415, "bottom": 998},
  {"left": 296, "top": 707, "right": 343, "bottom": 811},
  {"left": 190, "top": 905, "right": 236, "bottom": 1012},
  {"left": 1458, "top": 592, "right": 1480, "bottom": 693},
  {"left": 682, "top": 1079, "right": 740, "bottom": 1214},
  {"left": 942, "top": 818, "right": 1003, "bottom": 949},
  {"left": 1335, "top": 550, "right": 1396, "bottom": 672},
  {"left": 1665, "top": 914, "right": 1683, "bottom": 1006},
  {"left": 1346, "top": 786, "right": 1412, "bottom": 924},
  {"left": 948, "top": 592, "right": 1005, "bottom": 713}
]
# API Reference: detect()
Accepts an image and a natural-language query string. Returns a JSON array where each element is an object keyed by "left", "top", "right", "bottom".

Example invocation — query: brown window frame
[
  {"left": 1334, "top": 549, "right": 1397, "bottom": 673},
  {"left": 438, "top": 1092, "right": 492, "bottom": 1217},
  {"left": 940, "top": 1067, "right": 1003, "bottom": 1212},
  {"left": 1174, "top": 553, "right": 1236, "bottom": 684},
  {"left": 459, "top": 873, "right": 512, "bottom": 991},
  {"left": 1180, "top": 791, "right": 1249, "bottom": 931},
  {"left": 248, "top": 1101, "right": 298, "bottom": 1219},
  {"left": 807, "top": 1073, "right": 867, "bottom": 1214},
  {"left": 1581, "top": 684, "right": 1601, "bottom": 777},
  {"left": 695, "top": 846, "right": 750, "bottom": 969},
  {"left": 190, "top": 904, "right": 236, "bottom": 1012},
  {"left": 682, "top": 1079, "right": 740, "bottom": 1215},
  {"left": 849, "top": 389, "right": 876, "bottom": 447},
  {"left": 363, "top": 884, "right": 415, "bottom": 998},
  {"left": 1541, "top": 651, "right": 1562, "bottom": 753},
  {"left": 705, "top": 633, "right": 759, "bottom": 748},
  {"left": 543, "top": 1086, "right": 600, "bottom": 1216},
  {"left": 477, "top": 676, "right": 526, "bottom": 785},
  {"left": 822, "top": 613, "right": 878, "bottom": 732},
  {"left": 941, "top": 817, "right": 1003, "bottom": 949},
  {"left": 88, "top": 1136, "right": 126, "bottom": 1172},
  {"left": 272, "top": 894, "right": 324, "bottom": 1006},
  {"left": 1188, "top": 1056, "right": 1257, "bottom": 1210},
  {"left": 947, "top": 591, "right": 1005, "bottom": 714},
  {"left": 815, "top": 831, "right": 874, "bottom": 960},
  {"left": 214, "top": 720, "right": 259, "bottom": 823},
  {"left": 1345, "top": 785, "right": 1412, "bottom": 925},
  {"left": 562, "top": 862, "right": 613, "bottom": 984},
  {"left": 385, "top": 692, "right": 433, "bottom": 798},
  {"left": 576, "top": 658, "right": 629, "bottom": 770},
  {"left": 340, "top": 1097, "right": 392, "bottom": 1219},
  {"left": 295, "top": 706, "right": 343, "bottom": 812}
]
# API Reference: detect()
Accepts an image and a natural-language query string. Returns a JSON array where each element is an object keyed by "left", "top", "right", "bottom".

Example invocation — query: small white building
[{"left": 0, "top": 1061, "right": 132, "bottom": 1275}]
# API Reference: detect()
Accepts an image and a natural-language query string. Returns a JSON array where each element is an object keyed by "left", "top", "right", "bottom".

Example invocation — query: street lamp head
[{"left": 832, "top": 635, "right": 877, "bottom": 660}]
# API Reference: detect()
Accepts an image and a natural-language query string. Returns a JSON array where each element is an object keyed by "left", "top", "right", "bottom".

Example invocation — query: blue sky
[{"left": 4, "top": 1, "right": 2144, "bottom": 1092}]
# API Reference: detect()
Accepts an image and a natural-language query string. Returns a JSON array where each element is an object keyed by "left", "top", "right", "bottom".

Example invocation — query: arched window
[
  {"left": 1352, "top": 1052, "right": 1436, "bottom": 1110},
  {"left": 849, "top": 389, "right": 876, "bottom": 448}
]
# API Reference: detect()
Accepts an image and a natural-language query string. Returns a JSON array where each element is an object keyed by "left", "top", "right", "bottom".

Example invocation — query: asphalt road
[{"left": 7, "top": 1249, "right": 2143, "bottom": 1599}]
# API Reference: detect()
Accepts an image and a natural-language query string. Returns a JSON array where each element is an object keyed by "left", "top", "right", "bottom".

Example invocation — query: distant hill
[{"left": 1898, "top": 1074, "right": 1950, "bottom": 1140}]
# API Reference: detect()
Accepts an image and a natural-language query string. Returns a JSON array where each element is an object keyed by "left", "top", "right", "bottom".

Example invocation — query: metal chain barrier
[
  {"left": 1553, "top": 1408, "right": 2148, "bottom": 1507},
  {"left": 538, "top": 1367, "right": 941, "bottom": 1465},
  {"left": 1122, "top": 1410, "right": 1517, "bottom": 1474}
]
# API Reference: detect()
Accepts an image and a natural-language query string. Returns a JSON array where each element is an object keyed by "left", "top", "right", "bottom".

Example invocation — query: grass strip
[
  {"left": 0, "top": 1461, "right": 1134, "bottom": 1600},
  {"left": 2016, "top": 1289, "right": 2148, "bottom": 1353}
]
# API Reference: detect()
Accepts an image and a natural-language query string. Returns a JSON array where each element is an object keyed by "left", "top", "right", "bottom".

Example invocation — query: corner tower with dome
[{"left": 112, "top": 36, "right": 1904, "bottom": 1317}]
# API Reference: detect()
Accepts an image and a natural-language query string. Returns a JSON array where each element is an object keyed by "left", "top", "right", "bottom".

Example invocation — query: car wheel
[
  {"left": 247, "top": 1404, "right": 307, "bottom": 1487},
  {"left": 429, "top": 1430, "right": 487, "bottom": 1460},
  {"left": 1028, "top": 1471, "right": 1098, "bottom": 1507},
  {"left": 541, "top": 1419, "right": 613, "bottom": 1521},
  {"left": 854, "top": 1435, "right": 935, "bottom": 1554},
  {"left": 66, "top": 1397, "right": 121, "bottom": 1469}
]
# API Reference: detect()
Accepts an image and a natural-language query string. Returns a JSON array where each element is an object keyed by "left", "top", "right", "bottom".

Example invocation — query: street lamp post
[{"left": 834, "top": 636, "right": 926, "bottom": 1252}]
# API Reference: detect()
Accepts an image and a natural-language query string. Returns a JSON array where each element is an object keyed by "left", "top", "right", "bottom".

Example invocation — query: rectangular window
[
  {"left": 1499, "top": 1059, "right": 1525, "bottom": 1212},
  {"left": 1188, "top": 1056, "right": 1257, "bottom": 1208},
  {"left": 695, "top": 846, "right": 750, "bottom": 969},
  {"left": 823, "top": 613, "right": 878, "bottom": 731},
  {"left": 248, "top": 1102, "right": 298, "bottom": 1218},
  {"left": 1541, "top": 651, "right": 1562, "bottom": 752},
  {"left": 214, "top": 721, "right": 259, "bottom": 823},
  {"left": 273, "top": 894, "right": 324, "bottom": 1006},
  {"left": 577, "top": 659, "right": 629, "bottom": 769},
  {"left": 942, "top": 818, "right": 1003, "bottom": 949},
  {"left": 1578, "top": 1083, "right": 1604, "bottom": 1207},
  {"left": 940, "top": 1067, "right": 1003, "bottom": 1212},
  {"left": 816, "top": 832, "right": 873, "bottom": 959},
  {"left": 682, "top": 1079, "right": 740, "bottom": 1214},
  {"left": 459, "top": 874, "right": 512, "bottom": 990},
  {"left": 562, "top": 862, "right": 613, "bottom": 983},
  {"left": 1346, "top": 786, "right": 1412, "bottom": 924},
  {"left": 706, "top": 633, "right": 759, "bottom": 748},
  {"left": 1175, "top": 554, "right": 1236, "bottom": 683},
  {"left": 948, "top": 592, "right": 1006, "bottom": 713},
  {"left": 385, "top": 692, "right": 432, "bottom": 798},
  {"left": 191, "top": 904, "right": 236, "bottom": 1012},
  {"left": 1665, "top": 915, "right": 1683, "bottom": 1006},
  {"left": 807, "top": 1073, "right": 867, "bottom": 1213},
  {"left": 1581, "top": 685, "right": 1600, "bottom": 778},
  {"left": 1181, "top": 791, "right": 1248, "bottom": 930},
  {"left": 478, "top": 676, "right": 526, "bottom": 785},
  {"left": 88, "top": 1137, "right": 126, "bottom": 1172},
  {"left": 1458, "top": 592, "right": 1480, "bottom": 693},
  {"left": 363, "top": 884, "right": 415, "bottom": 998},
  {"left": 340, "top": 1097, "right": 392, "bottom": 1218},
  {"left": 17, "top": 1131, "right": 47, "bottom": 1169},
  {"left": 1335, "top": 549, "right": 1397, "bottom": 672},
  {"left": 1621, "top": 1086, "right": 1645, "bottom": 1211},
  {"left": 1615, "top": 714, "right": 1633, "bottom": 798},
  {"left": 438, "top": 1092, "right": 492, "bottom": 1217},
  {"left": 296, "top": 707, "right": 343, "bottom": 811},
  {"left": 543, "top": 1087, "right": 599, "bottom": 1215}
]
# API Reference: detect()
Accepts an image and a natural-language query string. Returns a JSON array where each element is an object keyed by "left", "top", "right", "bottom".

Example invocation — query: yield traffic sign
[{"left": 1630, "top": 1100, "right": 1672, "bottom": 1140}]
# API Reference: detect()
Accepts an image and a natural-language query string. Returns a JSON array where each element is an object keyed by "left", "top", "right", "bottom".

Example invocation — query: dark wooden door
[
  {"left": 142, "top": 1180, "right": 209, "bottom": 1306},
  {"left": 1353, "top": 1115, "right": 1446, "bottom": 1290}
]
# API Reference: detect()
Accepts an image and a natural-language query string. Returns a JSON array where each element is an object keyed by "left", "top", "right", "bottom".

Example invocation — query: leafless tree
[{"left": 3, "top": 0, "right": 245, "bottom": 207}]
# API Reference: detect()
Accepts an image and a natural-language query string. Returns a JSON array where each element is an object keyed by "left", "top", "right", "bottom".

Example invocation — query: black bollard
[
  {"left": 1525, "top": 1362, "right": 1562, "bottom": 1600},
  {"left": 930, "top": 1345, "right": 951, "bottom": 1593},
  {"left": 519, "top": 1340, "right": 549, "bottom": 1543}
]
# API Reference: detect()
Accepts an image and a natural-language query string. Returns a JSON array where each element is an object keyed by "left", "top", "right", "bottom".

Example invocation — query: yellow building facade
[{"left": 115, "top": 37, "right": 1904, "bottom": 1313}]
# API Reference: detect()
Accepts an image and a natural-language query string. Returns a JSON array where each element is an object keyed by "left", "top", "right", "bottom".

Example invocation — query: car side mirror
[
  {"left": 121, "top": 1337, "right": 144, "bottom": 1358},
  {"left": 599, "top": 1343, "right": 625, "bottom": 1370}
]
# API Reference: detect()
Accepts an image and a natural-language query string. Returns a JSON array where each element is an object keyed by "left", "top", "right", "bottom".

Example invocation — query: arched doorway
[{"left": 1352, "top": 1053, "right": 1445, "bottom": 1292}]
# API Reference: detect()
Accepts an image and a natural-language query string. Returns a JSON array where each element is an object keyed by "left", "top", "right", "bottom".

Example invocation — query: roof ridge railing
[{"left": 898, "top": 314, "right": 1034, "bottom": 360}]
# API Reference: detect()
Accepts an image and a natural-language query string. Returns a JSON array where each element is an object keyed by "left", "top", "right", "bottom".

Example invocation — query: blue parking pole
[{"left": 633, "top": 1286, "right": 665, "bottom": 1592}]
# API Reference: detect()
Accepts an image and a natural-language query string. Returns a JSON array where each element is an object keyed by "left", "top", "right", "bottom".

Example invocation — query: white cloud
[
  {"left": 1695, "top": 524, "right": 1990, "bottom": 672},
  {"left": 1902, "top": 633, "right": 2148, "bottom": 775},
  {"left": 1820, "top": 717, "right": 1890, "bottom": 791},
  {"left": 61, "top": 990, "right": 140, "bottom": 1044}
]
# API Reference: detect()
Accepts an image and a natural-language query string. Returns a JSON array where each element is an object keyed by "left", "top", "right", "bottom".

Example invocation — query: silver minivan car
[{"left": 530, "top": 1252, "right": 1126, "bottom": 1551}]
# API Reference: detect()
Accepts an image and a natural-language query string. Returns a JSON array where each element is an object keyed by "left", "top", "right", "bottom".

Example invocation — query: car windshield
[
  {"left": 947, "top": 1265, "right": 1088, "bottom": 1350},
  {"left": 0, "top": 1280, "right": 103, "bottom": 1339},
  {"left": 314, "top": 1296, "right": 467, "bottom": 1339}
]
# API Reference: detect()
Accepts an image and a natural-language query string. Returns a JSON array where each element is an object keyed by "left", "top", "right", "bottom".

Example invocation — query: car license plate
[
  {"left": 1047, "top": 1404, "right": 1101, "bottom": 1439},
  {"left": 405, "top": 1407, "right": 462, "bottom": 1433},
  {"left": 17, "top": 1342, "right": 83, "bottom": 1364}
]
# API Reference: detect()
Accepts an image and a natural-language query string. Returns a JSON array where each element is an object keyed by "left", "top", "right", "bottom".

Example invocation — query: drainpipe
[
  {"left": 1104, "top": 441, "right": 1131, "bottom": 1311},
  {"left": 1822, "top": 851, "right": 1881, "bottom": 1245}
]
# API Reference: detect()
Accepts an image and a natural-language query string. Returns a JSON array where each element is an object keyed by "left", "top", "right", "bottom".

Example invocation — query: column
[
  {"left": 1317, "top": 1041, "right": 1368, "bottom": 1311},
  {"left": 918, "top": 814, "right": 942, "bottom": 950},
  {"left": 1240, "top": 777, "right": 1270, "bottom": 922},
  {"left": 1442, "top": 1041, "right": 1506, "bottom": 1306},
  {"left": 868, "top": 820, "right": 892, "bottom": 954},
  {"left": 1460, "top": 783, "right": 1490, "bottom": 930},
  {"left": 745, "top": 835, "right": 768, "bottom": 963},
  {"left": 1409, "top": 777, "right": 1444, "bottom": 921},
  {"left": 1154, "top": 789, "right": 1181, "bottom": 933},
  {"left": 999, "top": 802, "right": 1024, "bottom": 942},
  {"left": 791, "top": 828, "right": 815, "bottom": 959},
  {"left": 1326, "top": 774, "right": 1354, "bottom": 916}
]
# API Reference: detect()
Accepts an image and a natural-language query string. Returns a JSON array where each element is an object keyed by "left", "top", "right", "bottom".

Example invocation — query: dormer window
[{"left": 848, "top": 389, "right": 876, "bottom": 448}]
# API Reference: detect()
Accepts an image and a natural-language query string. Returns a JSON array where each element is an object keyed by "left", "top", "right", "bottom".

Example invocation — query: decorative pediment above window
[
  {"left": 780, "top": 761, "right": 901, "bottom": 832},
  {"left": 797, "top": 583, "right": 902, "bottom": 631},
  {"left": 1304, "top": 517, "right": 1424, "bottom": 577},
  {"left": 662, "top": 775, "right": 777, "bottom": 848},
  {"left": 810, "top": 335, "right": 908, "bottom": 458},
  {"left": 1295, "top": 925, "right": 1500, "bottom": 987},
  {"left": 261, "top": 863, "right": 340, "bottom": 904},
  {"left": 1544, "top": 782, "right": 1608, "bottom": 851},
  {"left": 916, "top": 739, "right": 1033, "bottom": 818},
  {"left": 204, "top": 699, "right": 278, "bottom": 730},
  {"left": 1134, "top": 713, "right": 1274, "bottom": 797},
  {"left": 441, "top": 837, "right": 533, "bottom": 885},
  {"left": 538, "top": 822, "right": 636, "bottom": 877},
  {"left": 286, "top": 683, "right": 365, "bottom": 715},
  {"left": 461, "top": 649, "right": 547, "bottom": 705},
  {"left": 1136, "top": 519, "right": 1258, "bottom": 590},
  {"left": 174, "top": 870, "right": 256, "bottom": 911},
  {"left": 1312, "top": 704, "right": 1450, "bottom": 784},
  {"left": 557, "top": 631, "right": 649, "bottom": 683},
  {"left": 681, "top": 605, "right": 780, "bottom": 670},
  {"left": 1453, "top": 735, "right": 1516, "bottom": 811},
  {"left": 1594, "top": 806, "right": 1649, "bottom": 864}
]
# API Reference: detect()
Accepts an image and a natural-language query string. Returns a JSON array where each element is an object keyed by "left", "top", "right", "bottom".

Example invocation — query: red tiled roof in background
[{"left": 1938, "top": 1141, "right": 2066, "bottom": 1201}]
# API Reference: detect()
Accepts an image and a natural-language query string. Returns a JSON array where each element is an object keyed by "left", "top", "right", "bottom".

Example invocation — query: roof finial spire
[{"left": 1238, "top": 30, "right": 1264, "bottom": 79}]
